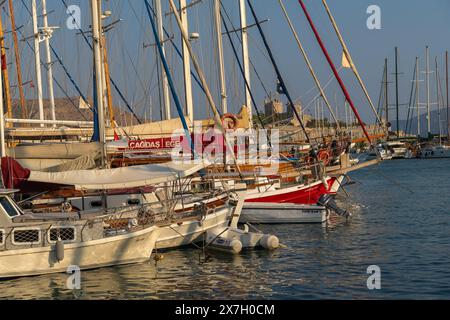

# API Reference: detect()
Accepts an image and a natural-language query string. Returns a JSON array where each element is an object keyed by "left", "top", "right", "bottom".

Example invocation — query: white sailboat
[{"left": 0, "top": 189, "right": 160, "bottom": 278}]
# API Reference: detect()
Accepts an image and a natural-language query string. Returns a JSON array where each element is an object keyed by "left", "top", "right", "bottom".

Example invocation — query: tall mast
[
  {"left": 168, "top": 0, "right": 242, "bottom": 175},
  {"left": 321, "top": 0, "right": 383, "bottom": 130},
  {"left": 415, "top": 57, "right": 421, "bottom": 138},
  {"left": 298, "top": 0, "right": 372, "bottom": 144},
  {"left": 435, "top": 57, "right": 443, "bottom": 145},
  {"left": 32, "top": 0, "right": 44, "bottom": 126},
  {"left": 278, "top": 0, "right": 339, "bottom": 130},
  {"left": 41, "top": 0, "right": 56, "bottom": 124},
  {"left": 91, "top": 0, "right": 106, "bottom": 166},
  {"left": 179, "top": 0, "right": 194, "bottom": 124},
  {"left": 344, "top": 100, "right": 349, "bottom": 134},
  {"left": 239, "top": 0, "right": 253, "bottom": 126},
  {"left": 0, "top": 49, "right": 5, "bottom": 157},
  {"left": 102, "top": 37, "right": 115, "bottom": 129},
  {"left": 426, "top": 46, "right": 431, "bottom": 138},
  {"left": 395, "top": 47, "right": 400, "bottom": 138},
  {"left": 8, "top": 0, "right": 27, "bottom": 120},
  {"left": 384, "top": 58, "right": 389, "bottom": 139},
  {"left": 155, "top": 0, "right": 171, "bottom": 120},
  {"left": 0, "top": 13, "right": 12, "bottom": 123},
  {"left": 446, "top": 51, "right": 449, "bottom": 139},
  {"left": 214, "top": 0, "right": 227, "bottom": 113}
]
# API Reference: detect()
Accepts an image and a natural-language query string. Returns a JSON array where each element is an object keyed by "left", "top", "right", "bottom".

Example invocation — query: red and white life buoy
[
  {"left": 221, "top": 113, "right": 238, "bottom": 130},
  {"left": 318, "top": 150, "right": 331, "bottom": 166}
]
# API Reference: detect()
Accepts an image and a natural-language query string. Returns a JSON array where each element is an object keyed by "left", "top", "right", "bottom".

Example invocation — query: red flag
[{"left": 114, "top": 130, "right": 120, "bottom": 141}]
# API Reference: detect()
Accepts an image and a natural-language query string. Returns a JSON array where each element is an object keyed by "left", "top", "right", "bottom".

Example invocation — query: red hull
[{"left": 245, "top": 177, "right": 338, "bottom": 205}]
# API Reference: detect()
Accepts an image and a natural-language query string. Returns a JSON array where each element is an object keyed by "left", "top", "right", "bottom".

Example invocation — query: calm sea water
[{"left": 1, "top": 159, "right": 450, "bottom": 300}]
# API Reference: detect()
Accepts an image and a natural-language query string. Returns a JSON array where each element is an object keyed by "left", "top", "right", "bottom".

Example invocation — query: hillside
[
  {"left": 9, "top": 97, "right": 140, "bottom": 126},
  {"left": 392, "top": 109, "right": 450, "bottom": 136}
]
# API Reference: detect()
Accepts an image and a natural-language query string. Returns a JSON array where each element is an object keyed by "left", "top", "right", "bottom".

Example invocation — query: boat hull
[
  {"left": 241, "top": 203, "right": 328, "bottom": 224},
  {"left": 418, "top": 148, "right": 450, "bottom": 159},
  {"left": 155, "top": 205, "right": 232, "bottom": 249},
  {"left": 0, "top": 226, "right": 160, "bottom": 279},
  {"left": 244, "top": 176, "right": 341, "bottom": 205}
]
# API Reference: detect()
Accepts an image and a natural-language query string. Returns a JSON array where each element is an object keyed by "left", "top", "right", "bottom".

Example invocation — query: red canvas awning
[{"left": 1, "top": 157, "right": 31, "bottom": 189}]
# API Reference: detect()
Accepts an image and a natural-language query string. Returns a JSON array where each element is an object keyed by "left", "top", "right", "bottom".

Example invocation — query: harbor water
[{"left": 1, "top": 158, "right": 449, "bottom": 300}]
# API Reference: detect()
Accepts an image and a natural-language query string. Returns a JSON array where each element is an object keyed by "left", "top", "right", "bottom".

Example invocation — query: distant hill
[
  {"left": 392, "top": 109, "right": 450, "bottom": 136},
  {"left": 10, "top": 97, "right": 140, "bottom": 126}
]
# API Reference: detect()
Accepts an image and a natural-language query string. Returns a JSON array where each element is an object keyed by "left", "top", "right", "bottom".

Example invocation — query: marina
[
  {"left": 0, "top": 0, "right": 448, "bottom": 304},
  {"left": 0, "top": 159, "right": 449, "bottom": 299}
]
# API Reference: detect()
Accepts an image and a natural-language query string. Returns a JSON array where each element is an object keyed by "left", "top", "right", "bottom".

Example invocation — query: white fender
[{"left": 259, "top": 235, "right": 279, "bottom": 250}]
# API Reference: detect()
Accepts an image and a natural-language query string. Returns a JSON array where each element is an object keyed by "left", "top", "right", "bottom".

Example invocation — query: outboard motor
[{"left": 317, "top": 194, "right": 351, "bottom": 218}]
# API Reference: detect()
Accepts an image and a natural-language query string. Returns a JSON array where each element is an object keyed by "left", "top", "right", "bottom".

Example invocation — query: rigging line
[
  {"left": 244, "top": 0, "right": 329, "bottom": 173},
  {"left": 408, "top": 79, "right": 417, "bottom": 135},
  {"left": 321, "top": 0, "right": 383, "bottom": 130},
  {"left": 209, "top": 0, "right": 221, "bottom": 112},
  {"left": 376, "top": 64, "right": 386, "bottom": 123},
  {"left": 437, "top": 58, "right": 446, "bottom": 141},
  {"left": 60, "top": 0, "right": 142, "bottom": 124},
  {"left": 220, "top": 2, "right": 270, "bottom": 97},
  {"left": 298, "top": 0, "right": 372, "bottom": 145},
  {"left": 370, "top": 166, "right": 415, "bottom": 194},
  {"left": 168, "top": 0, "right": 244, "bottom": 177},
  {"left": 405, "top": 58, "right": 418, "bottom": 135},
  {"left": 298, "top": 66, "right": 342, "bottom": 120},
  {"left": 144, "top": 0, "right": 194, "bottom": 155},
  {"left": 50, "top": 47, "right": 90, "bottom": 110},
  {"left": 15, "top": 1, "right": 89, "bottom": 120},
  {"left": 125, "top": 0, "right": 151, "bottom": 101},
  {"left": 154, "top": 43, "right": 164, "bottom": 121},
  {"left": 221, "top": 9, "right": 270, "bottom": 144},
  {"left": 194, "top": 2, "right": 208, "bottom": 112},
  {"left": 245, "top": 0, "right": 313, "bottom": 146},
  {"left": 278, "top": 0, "right": 339, "bottom": 129},
  {"left": 20, "top": 0, "right": 89, "bottom": 105},
  {"left": 133, "top": 0, "right": 163, "bottom": 120},
  {"left": 119, "top": 32, "right": 148, "bottom": 102},
  {"left": 143, "top": 0, "right": 206, "bottom": 95}
]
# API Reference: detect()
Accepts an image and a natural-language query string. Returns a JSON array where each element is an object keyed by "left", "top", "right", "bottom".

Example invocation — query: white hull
[
  {"left": 155, "top": 205, "right": 232, "bottom": 249},
  {"left": 418, "top": 147, "right": 450, "bottom": 159},
  {"left": 0, "top": 226, "right": 160, "bottom": 278},
  {"left": 30, "top": 192, "right": 234, "bottom": 250},
  {"left": 241, "top": 203, "right": 328, "bottom": 224}
]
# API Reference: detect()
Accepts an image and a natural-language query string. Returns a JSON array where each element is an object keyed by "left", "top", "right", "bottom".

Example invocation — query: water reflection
[{"left": 1, "top": 159, "right": 450, "bottom": 299}]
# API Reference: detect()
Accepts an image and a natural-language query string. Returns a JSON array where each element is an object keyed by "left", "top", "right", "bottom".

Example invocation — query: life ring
[
  {"left": 318, "top": 150, "right": 331, "bottom": 166},
  {"left": 221, "top": 113, "right": 238, "bottom": 130}
]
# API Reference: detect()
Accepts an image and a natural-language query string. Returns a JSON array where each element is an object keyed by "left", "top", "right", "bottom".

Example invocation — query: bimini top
[{"left": 27, "top": 161, "right": 207, "bottom": 190}]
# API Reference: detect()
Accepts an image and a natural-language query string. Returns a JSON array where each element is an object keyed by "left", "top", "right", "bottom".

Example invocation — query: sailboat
[
  {"left": 417, "top": 144, "right": 450, "bottom": 158},
  {"left": 417, "top": 53, "right": 450, "bottom": 158},
  {"left": 0, "top": 189, "right": 160, "bottom": 279},
  {"left": 1, "top": 0, "right": 251, "bottom": 172},
  {"left": 1, "top": 1, "right": 281, "bottom": 251}
]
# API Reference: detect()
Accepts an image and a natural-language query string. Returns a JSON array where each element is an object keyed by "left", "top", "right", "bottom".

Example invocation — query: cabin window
[
  {"left": 0, "top": 196, "right": 20, "bottom": 218},
  {"left": 49, "top": 227, "right": 76, "bottom": 243},
  {"left": 0, "top": 229, "right": 4, "bottom": 245},
  {"left": 90, "top": 200, "right": 103, "bottom": 208},
  {"left": 12, "top": 229, "right": 41, "bottom": 245},
  {"left": 127, "top": 199, "right": 140, "bottom": 206}
]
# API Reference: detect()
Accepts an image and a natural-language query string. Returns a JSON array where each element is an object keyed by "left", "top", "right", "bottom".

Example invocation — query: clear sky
[{"left": 5, "top": 0, "right": 450, "bottom": 127}]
